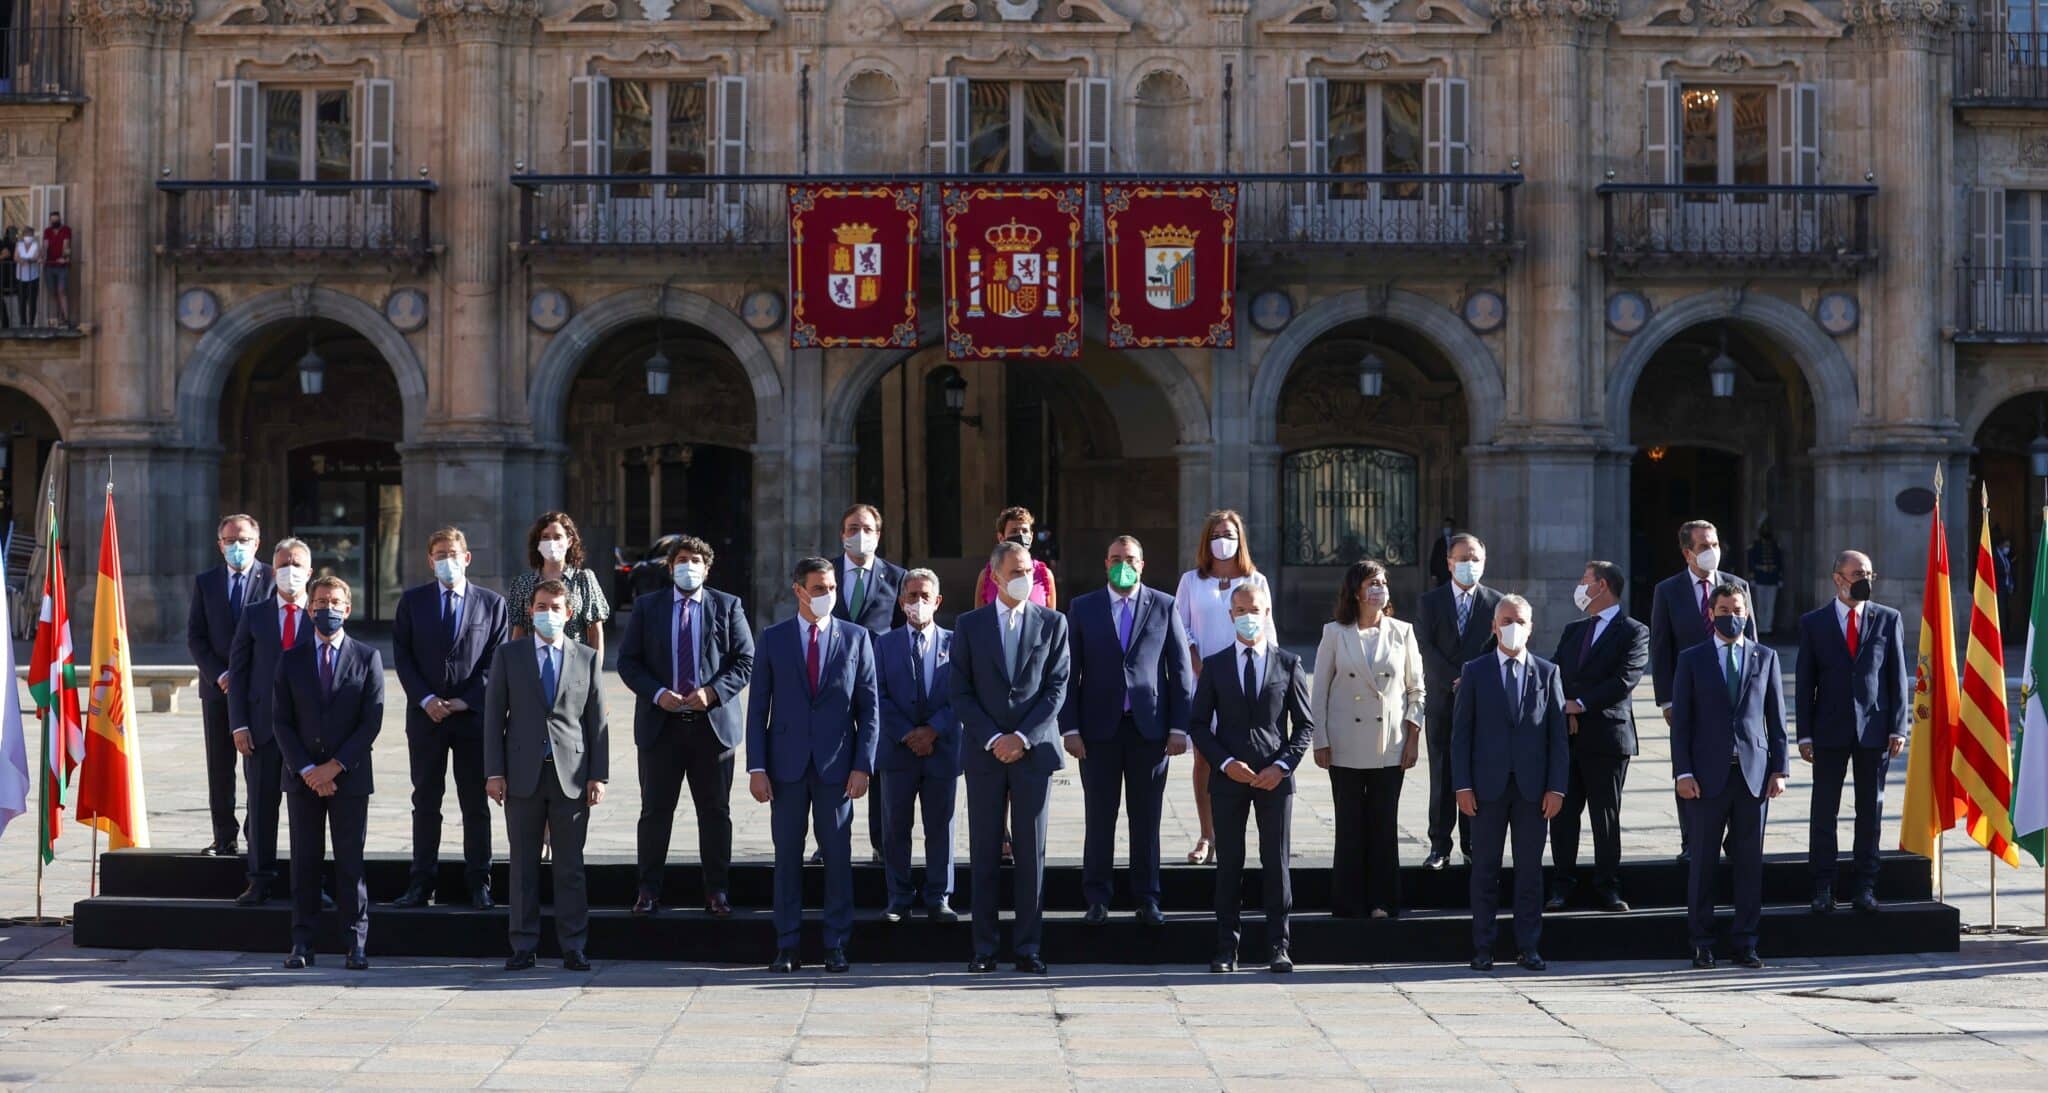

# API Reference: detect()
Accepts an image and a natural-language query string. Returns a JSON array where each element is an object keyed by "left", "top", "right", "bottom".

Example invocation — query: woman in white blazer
[{"left": 1312, "top": 559, "right": 1426, "bottom": 918}]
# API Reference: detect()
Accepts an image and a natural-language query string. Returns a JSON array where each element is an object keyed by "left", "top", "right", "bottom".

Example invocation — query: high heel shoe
[{"left": 1186, "top": 838, "right": 1214, "bottom": 865}]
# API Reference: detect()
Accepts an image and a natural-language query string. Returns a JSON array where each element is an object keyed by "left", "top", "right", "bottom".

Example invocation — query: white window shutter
[
  {"left": 350, "top": 77, "right": 395, "bottom": 180},
  {"left": 1425, "top": 76, "right": 1470, "bottom": 222},
  {"left": 1773, "top": 81, "right": 1819, "bottom": 187},
  {"left": 1063, "top": 76, "right": 1111, "bottom": 173},
  {"left": 1644, "top": 80, "right": 1678, "bottom": 185},
  {"left": 29, "top": 185, "right": 62, "bottom": 230},
  {"left": 1287, "top": 76, "right": 1328, "bottom": 235},
  {"left": 213, "top": 79, "right": 260, "bottom": 180},
  {"left": 714, "top": 75, "right": 748, "bottom": 175},
  {"left": 1969, "top": 187, "right": 2008, "bottom": 329},
  {"left": 927, "top": 76, "right": 967, "bottom": 173},
  {"left": 570, "top": 74, "right": 612, "bottom": 174}
]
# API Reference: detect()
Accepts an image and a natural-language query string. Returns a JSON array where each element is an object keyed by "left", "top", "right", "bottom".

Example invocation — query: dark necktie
[
  {"left": 281, "top": 604, "right": 299, "bottom": 651},
  {"left": 1455, "top": 591, "right": 1471, "bottom": 635},
  {"left": 443, "top": 588, "right": 459, "bottom": 644},
  {"left": 1503, "top": 658, "right": 1521, "bottom": 722},
  {"left": 1726, "top": 643, "right": 1742, "bottom": 708},
  {"left": 542, "top": 645, "right": 559, "bottom": 707},
  {"left": 229, "top": 572, "right": 244, "bottom": 622},
  {"left": 1119, "top": 597, "right": 1134, "bottom": 712},
  {"left": 1580, "top": 617, "right": 1597, "bottom": 661},
  {"left": 1697, "top": 579, "right": 1711, "bottom": 626},
  {"left": 319, "top": 641, "right": 335, "bottom": 698},
  {"left": 1242, "top": 646, "right": 1258, "bottom": 704},
  {"left": 850, "top": 567, "right": 867, "bottom": 619},
  {"left": 911, "top": 629, "right": 928, "bottom": 722},
  {"left": 674, "top": 597, "right": 698, "bottom": 694},
  {"left": 807, "top": 623, "right": 822, "bottom": 697}
]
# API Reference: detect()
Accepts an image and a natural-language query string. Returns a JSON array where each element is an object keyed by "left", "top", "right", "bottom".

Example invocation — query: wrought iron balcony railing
[
  {"left": 158, "top": 180, "right": 436, "bottom": 269},
  {"left": 1955, "top": 264, "right": 2048, "bottom": 340},
  {"left": 1596, "top": 183, "right": 1876, "bottom": 274},
  {"left": 511, "top": 172, "right": 1523, "bottom": 256},
  {"left": 0, "top": 26, "right": 82, "bottom": 102},
  {"left": 1956, "top": 30, "right": 2048, "bottom": 105}
]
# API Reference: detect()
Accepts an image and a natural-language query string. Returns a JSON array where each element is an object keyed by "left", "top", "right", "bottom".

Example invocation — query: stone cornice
[
  {"left": 1491, "top": 0, "right": 1618, "bottom": 41},
  {"left": 80, "top": 0, "right": 193, "bottom": 45},
  {"left": 1842, "top": 0, "right": 1962, "bottom": 47},
  {"left": 420, "top": 0, "right": 541, "bottom": 39}
]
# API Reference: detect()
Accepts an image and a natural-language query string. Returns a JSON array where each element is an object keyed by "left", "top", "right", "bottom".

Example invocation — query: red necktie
[
  {"left": 1845, "top": 606, "right": 1860, "bottom": 658},
  {"left": 806, "top": 623, "right": 821, "bottom": 696},
  {"left": 282, "top": 604, "right": 299, "bottom": 651},
  {"left": 1697, "top": 579, "right": 1711, "bottom": 625}
]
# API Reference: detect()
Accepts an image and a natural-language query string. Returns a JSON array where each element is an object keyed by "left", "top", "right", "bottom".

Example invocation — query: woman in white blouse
[
  {"left": 1312, "top": 559, "right": 1425, "bottom": 919},
  {"left": 1173, "top": 508, "right": 1269, "bottom": 865}
]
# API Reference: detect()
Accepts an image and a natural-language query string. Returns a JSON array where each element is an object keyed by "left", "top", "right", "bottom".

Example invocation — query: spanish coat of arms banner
[
  {"left": 788, "top": 183, "right": 921, "bottom": 349},
  {"left": 1103, "top": 182, "right": 1238, "bottom": 350},
  {"left": 940, "top": 183, "right": 1084, "bottom": 361}
]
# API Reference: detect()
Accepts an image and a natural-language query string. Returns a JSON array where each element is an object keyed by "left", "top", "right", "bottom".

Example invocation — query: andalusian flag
[
  {"left": 74, "top": 488, "right": 147, "bottom": 848},
  {"left": 1955, "top": 485, "right": 2021, "bottom": 866},
  {"left": 2013, "top": 508, "right": 2048, "bottom": 866},
  {"left": 0, "top": 546, "right": 27, "bottom": 842},
  {"left": 1902, "top": 474, "right": 1964, "bottom": 857},
  {"left": 29, "top": 492, "right": 80, "bottom": 864}
]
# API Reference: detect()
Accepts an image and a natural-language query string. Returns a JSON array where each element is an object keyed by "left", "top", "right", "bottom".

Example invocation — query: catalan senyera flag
[
  {"left": 29, "top": 493, "right": 81, "bottom": 864},
  {"left": 74, "top": 488, "right": 148, "bottom": 849},
  {"left": 2013, "top": 507, "right": 2048, "bottom": 866},
  {"left": 1954, "top": 485, "right": 2021, "bottom": 866}
]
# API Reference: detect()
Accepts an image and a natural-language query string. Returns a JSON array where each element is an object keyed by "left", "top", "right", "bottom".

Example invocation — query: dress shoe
[
  {"left": 1424, "top": 852, "right": 1449, "bottom": 871},
  {"left": 391, "top": 882, "right": 432, "bottom": 908},
  {"left": 870, "top": 849, "right": 884, "bottom": 865},
  {"left": 1210, "top": 956, "right": 1237, "bottom": 973},
  {"left": 345, "top": 947, "right": 370, "bottom": 971},
  {"left": 235, "top": 880, "right": 269, "bottom": 906},
  {"left": 770, "top": 949, "right": 800, "bottom": 973},
  {"left": 1692, "top": 947, "right": 1717, "bottom": 969},
  {"left": 1469, "top": 951, "right": 1494, "bottom": 971},
  {"left": 810, "top": 848, "right": 825, "bottom": 864},
  {"left": 320, "top": 889, "right": 336, "bottom": 911},
  {"left": 632, "top": 891, "right": 660, "bottom": 915},
  {"left": 1014, "top": 954, "right": 1048, "bottom": 975},
  {"left": 470, "top": 885, "right": 494, "bottom": 911},
  {"left": 200, "top": 841, "right": 238, "bottom": 858},
  {"left": 927, "top": 901, "right": 960, "bottom": 922},
  {"left": 562, "top": 951, "right": 591, "bottom": 972},
  {"left": 1601, "top": 892, "right": 1631, "bottom": 913},
  {"left": 1733, "top": 948, "right": 1765, "bottom": 969},
  {"left": 1811, "top": 888, "right": 1836, "bottom": 914},
  {"left": 1136, "top": 903, "right": 1166, "bottom": 927},
  {"left": 968, "top": 953, "right": 998, "bottom": 973},
  {"left": 705, "top": 892, "right": 732, "bottom": 917},
  {"left": 1083, "top": 904, "right": 1109, "bottom": 925},
  {"left": 1544, "top": 890, "right": 1569, "bottom": 912},
  {"left": 1516, "top": 951, "right": 1547, "bottom": 972},
  {"left": 1676, "top": 849, "right": 1691, "bottom": 864},
  {"left": 1853, "top": 890, "right": 1880, "bottom": 915},
  {"left": 1269, "top": 945, "right": 1294, "bottom": 974},
  {"left": 284, "top": 946, "right": 314, "bottom": 969},
  {"left": 883, "top": 905, "right": 909, "bottom": 924},
  {"left": 505, "top": 950, "right": 537, "bottom": 971},
  {"left": 824, "top": 948, "right": 850, "bottom": 973}
]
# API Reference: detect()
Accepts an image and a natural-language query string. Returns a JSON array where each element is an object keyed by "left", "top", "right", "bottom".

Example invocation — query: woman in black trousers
[{"left": 1311, "top": 560, "right": 1426, "bottom": 918}]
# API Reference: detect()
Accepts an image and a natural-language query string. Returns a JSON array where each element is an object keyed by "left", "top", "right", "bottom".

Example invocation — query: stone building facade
[{"left": 2, "top": 0, "right": 2022, "bottom": 643}]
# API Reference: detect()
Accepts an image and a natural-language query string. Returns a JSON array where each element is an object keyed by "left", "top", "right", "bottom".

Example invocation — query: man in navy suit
[
  {"left": 1414, "top": 532, "right": 1502, "bottom": 869},
  {"left": 391, "top": 526, "right": 509, "bottom": 910},
  {"left": 618, "top": 534, "right": 754, "bottom": 917},
  {"left": 832, "top": 503, "right": 905, "bottom": 862},
  {"left": 747, "top": 557, "right": 879, "bottom": 973},
  {"left": 874, "top": 569, "right": 961, "bottom": 922},
  {"left": 1672, "top": 584, "right": 1789, "bottom": 969},
  {"left": 187, "top": 513, "right": 271, "bottom": 858},
  {"left": 1062, "top": 535, "right": 1193, "bottom": 926},
  {"left": 949, "top": 540, "right": 1070, "bottom": 974},
  {"left": 1453, "top": 594, "right": 1569, "bottom": 973},
  {"left": 1548, "top": 560, "right": 1650, "bottom": 913},
  {"left": 227, "top": 537, "right": 313, "bottom": 907},
  {"left": 272, "top": 577, "right": 384, "bottom": 971},
  {"left": 1649, "top": 520, "right": 1753, "bottom": 863},
  {"left": 1795, "top": 550, "right": 1908, "bottom": 915},
  {"left": 1189, "top": 582, "right": 1312, "bottom": 975}
]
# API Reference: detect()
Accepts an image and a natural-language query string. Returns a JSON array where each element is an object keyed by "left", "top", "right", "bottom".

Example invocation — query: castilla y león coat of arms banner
[
  {"left": 1104, "top": 181, "right": 1238, "bottom": 349},
  {"left": 941, "top": 183, "right": 1083, "bottom": 361},
  {"left": 789, "top": 183, "right": 921, "bottom": 349}
]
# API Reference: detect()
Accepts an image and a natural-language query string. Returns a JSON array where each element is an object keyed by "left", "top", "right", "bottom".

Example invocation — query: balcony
[
  {"left": 1955, "top": 265, "right": 2048, "bottom": 341},
  {"left": 0, "top": 27, "right": 82, "bottom": 103},
  {"left": 511, "top": 172, "right": 1522, "bottom": 259},
  {"left": 1596, "top": 183, "right": 1876, "bottom": 276},
  {"left": 1956, "top": 31, "right": 2048, "bottom": 106},
  {"left": 158, "top": 181, "right": 435, "bottom": 270}
]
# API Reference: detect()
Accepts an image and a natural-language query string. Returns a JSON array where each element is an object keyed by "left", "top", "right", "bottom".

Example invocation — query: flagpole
[
  {"left": 88, "top": 822, "right": 97, "bottom": 898},
  {"left": 1992, "top": 851, "right": 2000, "bottom": 931}
]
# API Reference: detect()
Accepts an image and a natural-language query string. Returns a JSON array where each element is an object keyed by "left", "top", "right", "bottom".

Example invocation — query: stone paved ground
[{"left": 4, "top": 637, "right": 2048, "bottom": 1090}]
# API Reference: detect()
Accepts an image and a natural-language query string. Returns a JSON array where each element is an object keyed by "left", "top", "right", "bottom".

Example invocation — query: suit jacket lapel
[{"left": 814, "top": 621, "right": 849, "bottom": 706}]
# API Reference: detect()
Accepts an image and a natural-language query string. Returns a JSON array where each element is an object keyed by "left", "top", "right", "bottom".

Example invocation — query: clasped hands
[
  {"left": 424, "top": 697, "right": 468, "bottom": 723},
  {"left": 750, "top": 770, "right": 867, "bottom": 803},
  {"left": 300, "top": 760, "right": 344, "bottom": 797},
  {"left": 1225, "top": 760, "right": 1286, "bottom": 791},
  {"left": 657, "top": 687, "right": 716, "bottom": 714},
  {"left": 1455, "top": 788, "right": 1566, "bottom": 819}
]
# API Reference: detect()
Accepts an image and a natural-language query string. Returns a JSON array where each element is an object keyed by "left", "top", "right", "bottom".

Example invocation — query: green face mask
[{"left": 1107, "top": 561, "right": 1140, "bottom": 591}]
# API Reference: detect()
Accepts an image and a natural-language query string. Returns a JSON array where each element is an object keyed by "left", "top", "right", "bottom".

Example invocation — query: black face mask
[
  {"left": 1713, "top": 614, "right": 1746, "bottom": 639},
  {"left": 1848, "top": 577, "right": 1873, "bottom": 603},
  {"left": 1005, "top": 531, "right": 1032, "bottom": 548}
]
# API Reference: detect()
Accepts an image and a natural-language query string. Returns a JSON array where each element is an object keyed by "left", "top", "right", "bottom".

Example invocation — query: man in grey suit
[{"left": 485, "top": 579, "right": 609, "bottom": 972}]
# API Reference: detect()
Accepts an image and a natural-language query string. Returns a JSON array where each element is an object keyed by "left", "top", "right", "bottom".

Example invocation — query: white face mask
[
  {"left": 434, "top": 556, "right": 466, "bottom": 584},
  {"left": 842, "top": 531, "right": 878, "bottom": 558},
  {"left": 1003, "top": 574, "right": 1034, "bottom": 604},
  {"left": 903, "top": 600, "right": 935, "bottom": 627},
  {"left": 276, "top": 564, "right": 309, "bottom": 597},
  {"left": 1692, "top": 546, "right": 1721, "bottom": 574},
  {"left": 1209, "top": 536, "right": 1240, "bottom": 561},
  {"left": 1499, "top": 622, "right": 1530, "bottom": 652},
  {"left": 1572, "top": 582, "right": 1594, "bottom": 612},
  {"left": 1453, "top": 559, "right": 1484, "bottom": 587},
  {"left": 537, "top": 538, "right": 569, "bottom": 564},
  {"left": 808, "top": 591, "right": 837, "bottom": 619},
  {"left": 1363, "top": 585, "right": 1389, "bottom": 607}
]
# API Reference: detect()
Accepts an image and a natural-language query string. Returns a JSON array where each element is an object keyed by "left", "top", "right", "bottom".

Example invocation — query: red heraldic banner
[
  {"left": 1104, "top": 182, "right": 1238, "bottom": 349},
  {"left": 942, "top": 183, "right": 1084, "bottom": 360},
  {"left": 789, "top": 183, "right": 921, "bottom": 349}
]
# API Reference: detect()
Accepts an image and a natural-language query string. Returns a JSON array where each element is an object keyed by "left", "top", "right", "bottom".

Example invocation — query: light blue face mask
[
  {"left": 434, "top": 556, "right": 466, "bottom": 584},
  {"left": 673, "top": 561, "right": 707, "bottom": 592},
  {"left": 532, "top": 610, "right": 564, "bottom": 641},
  {"left": 1233, "top": 613, "right": 1264, "bottom": 642},
  {"left": 223, "top": 542, "right": 253, "bottom": 569},
  {"left": 1453, "top": 559, "right": 1484, "bottom": 587}
]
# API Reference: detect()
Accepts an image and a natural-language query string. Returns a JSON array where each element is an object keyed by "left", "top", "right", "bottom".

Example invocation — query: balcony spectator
[
  {"left": 42, "top": 211, "right": 70, "bottom": 328},
  {"left": 13, "top": 227, "right": 39, "bottom": 328},
  {"left": 0, "top": 226, "right": 15, "bottom": 330}
]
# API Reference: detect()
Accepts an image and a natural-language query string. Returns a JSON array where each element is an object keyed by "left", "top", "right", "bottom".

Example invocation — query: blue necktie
[
  {"left": 229, "top": 572, "right": 244, "bottom": 622},
  {"left": 1456, "top": 591, "right": 1471, "bottom": 635},
  {"left": 1503, "top": 658, "right": 1521, "bottom": 722},
  {"left": 912, "top": 629, "right": 928, "bottom": 722},
  {"left": 540, "top": 647, "right": 557, "bottom": 758},
  {"left": 1119, "top": 597, "right": 1134, "bottom": 712},
  {"left": 443, "top": 588, "right": 459, "bottom": 644},
  {"left": 319, "top": 642, "right": 335, "bottom": 699}
]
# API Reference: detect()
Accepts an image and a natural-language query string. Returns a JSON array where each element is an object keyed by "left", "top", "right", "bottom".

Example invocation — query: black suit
[
  {"left": 228, "top": 595, "right": 310, "bottom": 889},
  {"left": 392, "top": 580, "right": 509, "bottom": 893},
  {"left": 1549, "top": 609, "right": 1649, "bottom": 901},
  {"left": 1413, "top": 581, "right": 1501, "bottom": 858},
  {"left": 1188, "top": 642, "right": 1313, "bottom": 960},
  {"left": 186, "top": 561, "right": 272, "bottom": 848},
  {"left": 1648, "top": 568, "right": 1753, "bottom": 855},
  {"left": 271, "top": 634, "right": 383, "bottom": 952}
]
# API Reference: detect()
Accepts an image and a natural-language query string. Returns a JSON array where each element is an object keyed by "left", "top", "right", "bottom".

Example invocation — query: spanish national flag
[
  {"left": 73, "top": 487, "right": 148, "bottom": 849},
  {"left": 1954, "top": 485, "right": 2019, "bottom": 866},
  {"left": 1902, "top": 472, "right": 1963, "bottom": 857}
]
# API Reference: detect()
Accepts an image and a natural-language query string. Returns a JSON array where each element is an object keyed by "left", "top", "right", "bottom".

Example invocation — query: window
[
  {"left": 1328, "top": 81, "right": 1423, "bottom": 198},
  {"left": 262, "top": 87, "right": 351, "bottom": 182},
  {"left": 966, "top": 80, "right": 1064, "bottom": 174},
  {"left": 2007, "top": 190, "right": 2048, "bottom": 268},
  {"left": 611, "top": 79, "right": 709, "bottom": 197},
  {"left": 1281, "top": 446, "right": 1417, "bottom": 567},
  {"left": 1679, "top": 85, "right": 1770, "bottom": 197}
]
